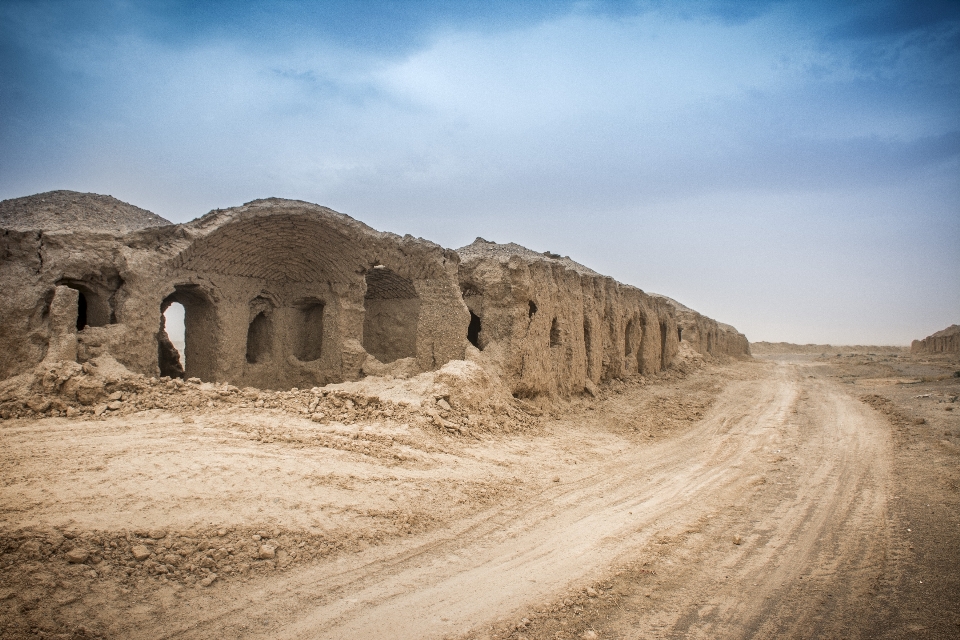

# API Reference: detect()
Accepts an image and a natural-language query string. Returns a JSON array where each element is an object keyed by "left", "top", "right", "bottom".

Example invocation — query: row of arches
[
  {"left": 463, "top": 289, "right": 672, "bottom": 380},
  {"left": 154, "top": 267, "right": 420, "bottom": 383}
]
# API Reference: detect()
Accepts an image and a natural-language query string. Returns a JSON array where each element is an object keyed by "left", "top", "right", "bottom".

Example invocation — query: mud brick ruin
[
  {"left": 0, "top": 191, "right": 749, "bottom": 395},
  {"left": 912, "top": 324, "right": 960, "bottom": 354}
]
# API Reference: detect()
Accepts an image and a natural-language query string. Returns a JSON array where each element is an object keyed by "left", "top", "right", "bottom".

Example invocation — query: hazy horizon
[{"left": 2, "top": 0, "right": 958, "bottom": 345}]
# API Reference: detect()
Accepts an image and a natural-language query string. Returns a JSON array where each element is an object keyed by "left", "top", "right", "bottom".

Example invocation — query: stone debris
[
  {"left": 131, "top": 545, "right": 151, "bottom": 561},
  {"left": 65, "top": 548, "right": 89, "bottom": 564}
]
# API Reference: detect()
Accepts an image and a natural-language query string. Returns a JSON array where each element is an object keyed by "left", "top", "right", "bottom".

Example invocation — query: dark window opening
[
  {"left": 678, "top": 327, "right": 682, "bottom": 341},
  {"left": 550, "top": 318, "right": 561, "bottom": 347},
  {"left": 246, "top": 312, "right": 272, "bottom": 364},
  {"left": 528, "top": 300, "right": 538, "bottom": 318},
  {"left": 76, "top": 291, "right": 88, "bottom": 330},
  {"left": 467, "top": 311, "right": 482, "bottom": 348},
  {"left": 294, "top": 299, "right": 325, "bottom": 362}
]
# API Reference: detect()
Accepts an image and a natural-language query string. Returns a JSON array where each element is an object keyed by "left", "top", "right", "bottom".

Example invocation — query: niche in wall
[
  {"left": 550, "top": 318, "right": 561, "bottom": 347},
  {"left": 660, "top": 320, "right": 669, "bottom": 369},
  {"left": 293, "top": 298, "right": 325, "bottom": 362},
  {"left": 245, "top": 296, "right": 275, "bottom": 365},
  {"left": 363, "top": 267, "right": 419, "bottom": 363}
]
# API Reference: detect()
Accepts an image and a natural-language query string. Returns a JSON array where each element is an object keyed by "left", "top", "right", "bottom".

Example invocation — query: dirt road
[{"left": 3, "top": 356, "right": 957, "bottom": 638}]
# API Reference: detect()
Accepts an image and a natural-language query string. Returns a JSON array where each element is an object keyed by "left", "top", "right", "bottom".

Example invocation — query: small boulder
[
  {"left": 131, "top": 545, "right": 151, "bottom": 561},
  {"left": 65, "top": 548, "right": 89, "bottom": 564},
  {"left": 586, "top": 587, "right": 598, "bottom": 597},
  {"left": 148, "top": 529, "right": 167, "bottom": 540},
  {"left": 258, "top": 545, "right": 276, "bottom": 560},
  {"left": 199, "top": 573, "right": 217, "bottom": 587}
]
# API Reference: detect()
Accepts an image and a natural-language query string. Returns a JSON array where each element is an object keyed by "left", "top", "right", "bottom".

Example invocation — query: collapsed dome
[{"left": 0, "top": 190, "right": 171, "bottom": 234}]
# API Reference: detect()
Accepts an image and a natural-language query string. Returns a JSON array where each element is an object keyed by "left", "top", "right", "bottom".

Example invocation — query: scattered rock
[
  {"left": 26, "top": 395, "right": 51, "bottom": 413},
  {"left": 582, "top": 631, "right": 599, "bottom": 639},
  {"left": 552, "top": 476, "right": 560, "bottom": 483},
  {"left": 65, "top": 548, "right": 89, "bottom": 564},
  {"left": 437, "top": 398, "right": 452, "bottom": 411},
  {"left": 199, "top": 574, "right": 217, "bottom": 587},
  {"left": 586, "top": 587, "right": 598, "bottom": 597},
  {"left": 131, "top": 545, "right": 151, "bottom": 561},
  {"left": 148, "top": 529, "right": 167, "bottom": 540},
  {"left": 258, "top": 545, "right": 276, "bottom": 560},
  {"left": 733, "top": 535, "right": 743, "bottom": 545},
  {"left": 107, "top": 400, "right": 123, "bottom": 411},
  {"left": 108, "top": 391, "right": 123, "bottom": 401}
]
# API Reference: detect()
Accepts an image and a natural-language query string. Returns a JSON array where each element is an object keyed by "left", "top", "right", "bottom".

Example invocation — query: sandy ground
[{"left": 1, "top": 352, "right": 958, "bottom": 639}]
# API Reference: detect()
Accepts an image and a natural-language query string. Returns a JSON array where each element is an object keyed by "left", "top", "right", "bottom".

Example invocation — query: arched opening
[
  {"left": 550, "top": 318, "right": 561, "bottom": 347},
  {"left": 159, "top": 285, "right": 217, "bottom": 381},
  {"left": 158, "top": 302, "right": 186, "bottom": 378},
  {"left": 467, "top": 311, "right": 482, "bottom": 349},
  {"left": 294, "top": 298, "right": 325, "bottom": 362},
  {"left": 363, "top": 267, "right": 419, "bottom": 363},
  {"left": 246, "top": 312, "right": 272, "bottom": 364},
  {"left": 528, "top": 300, "right": 538, "bottom": 318}
]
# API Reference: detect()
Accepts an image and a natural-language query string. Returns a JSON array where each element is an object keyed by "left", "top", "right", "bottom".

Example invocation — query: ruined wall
[
  {"left": 1, "top": 194, "right": 468, "bottom": 389},
  {"left": 456, "top": 240, "right": 682, "bottom": 398},
  {"left": 911, "top": 324, "right": 960, "bottom": 354},
  {"left": 652, "top": 294, "right": 750, "bottom": 358},
  {"left": 2, "top": 191, "right": 750, "bottom": 395}
]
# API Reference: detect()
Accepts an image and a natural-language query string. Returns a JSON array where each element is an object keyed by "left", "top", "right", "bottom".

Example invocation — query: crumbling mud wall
[
  {"left": 2, "top": 191, "right": 750, "bottom": 398},
  {"left": 652, "top": 295, "right": 750, "bottom": 358},
  {"left": 1, "top": 193, "right": 468, "bottom": 389},
  {"left": 911, "top": 324, "right": 960, "bottom": 354},
  {"left": 456, "top": 239, "right": 684, "bottom": 397}
]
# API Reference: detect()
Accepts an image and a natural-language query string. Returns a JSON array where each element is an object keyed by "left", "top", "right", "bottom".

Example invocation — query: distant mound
[
  {"left": 0, "top": 190, "right": 171, "bottom": 234},
  {"left": 750, "top": 342, "right": 908, "bottom": 355},
  {"left": 911, "top": 324, "right": 960, "bottom": 354}
]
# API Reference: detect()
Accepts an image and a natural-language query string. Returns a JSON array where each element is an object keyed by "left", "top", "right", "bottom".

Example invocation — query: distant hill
[{"left": 750, "top": 342, "right": 907, "bottom": 355}]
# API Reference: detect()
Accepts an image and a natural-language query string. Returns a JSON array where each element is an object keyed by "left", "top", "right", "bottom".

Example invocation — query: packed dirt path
[
  {"left": 263, "top": 361, "right": 891, "bottom": 640},
  {"left": 7, "top": 354, "right": 955, "bottom": 638}
]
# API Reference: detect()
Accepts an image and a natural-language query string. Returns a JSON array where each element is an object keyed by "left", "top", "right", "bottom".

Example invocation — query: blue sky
[{"left": 2, "top": 0, "right": 958, "bottom": 344}]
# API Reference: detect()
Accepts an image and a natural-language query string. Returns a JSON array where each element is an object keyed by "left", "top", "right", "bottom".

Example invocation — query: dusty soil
[{"left": 1, "top": 352, "right": 958, "bottom": 639}]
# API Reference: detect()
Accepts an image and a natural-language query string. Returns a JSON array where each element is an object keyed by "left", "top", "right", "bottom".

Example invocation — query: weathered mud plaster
[
  {"left": 911, "top": 324, "right": 960, "bottom": 354},
  {"left": 456, "top": 239, "right": 692, "bottom": 398},
  {"left": 2, "top": 191, "right": 750, "bottom": 396}
]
